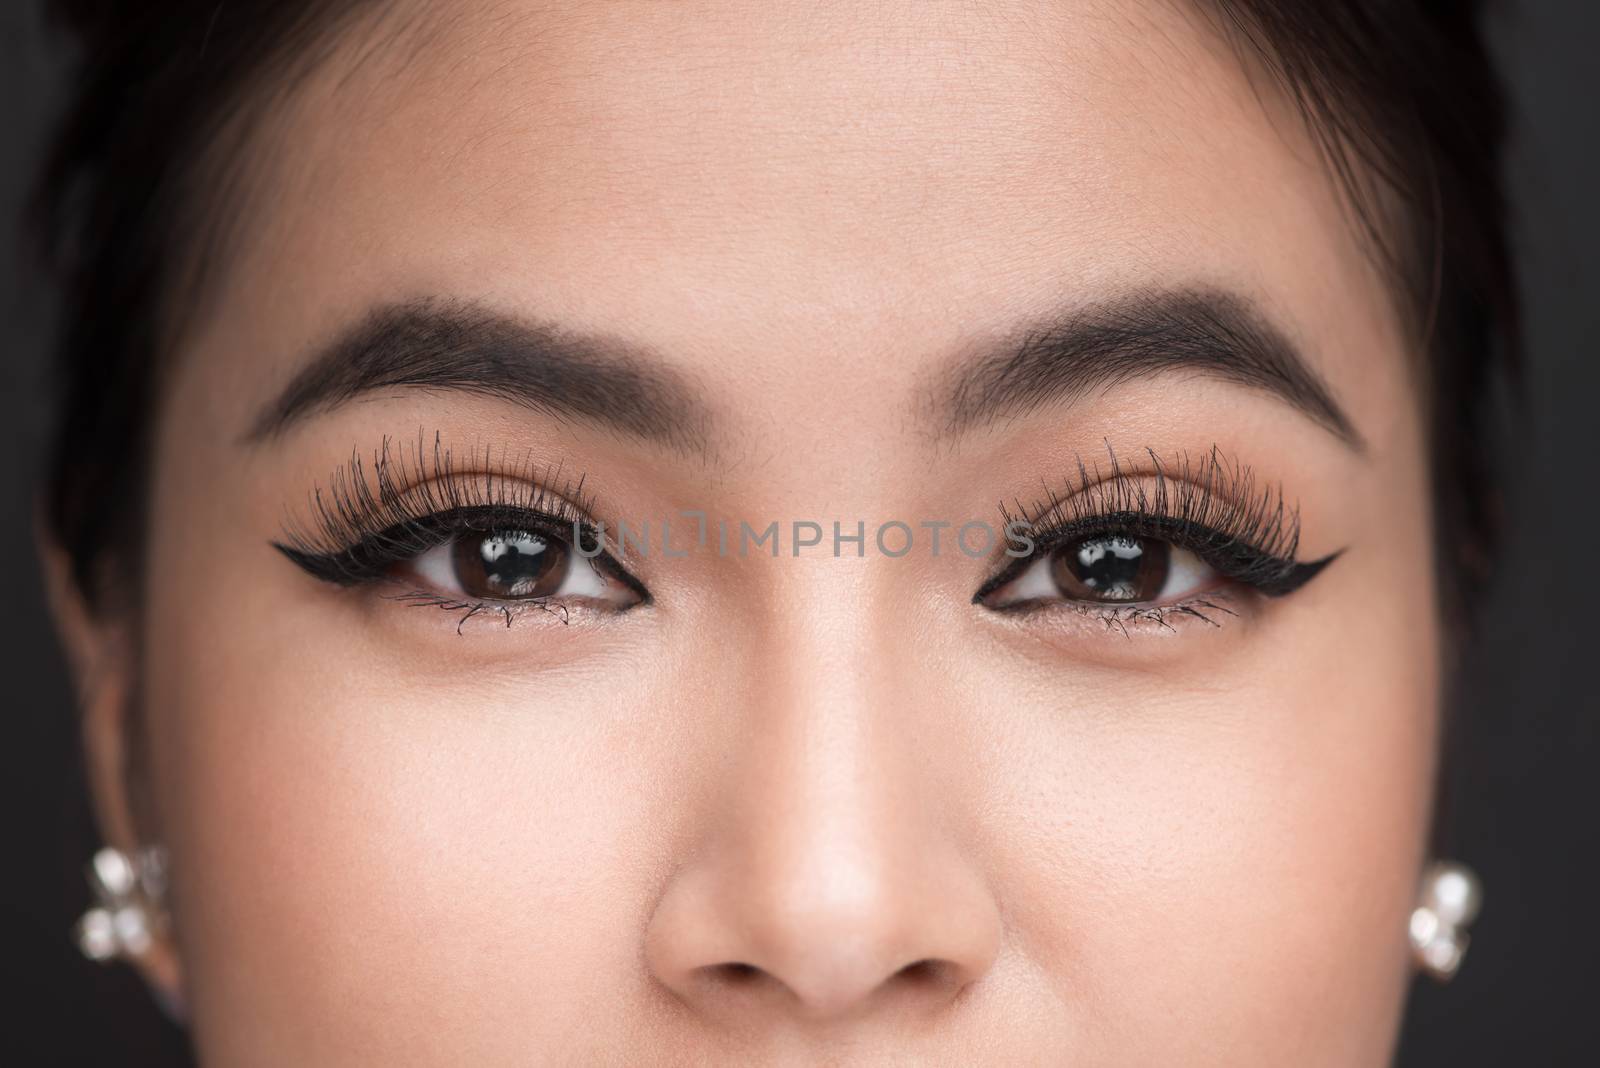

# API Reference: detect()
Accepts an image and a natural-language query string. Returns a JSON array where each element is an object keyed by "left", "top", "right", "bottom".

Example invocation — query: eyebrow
[
  {"left": 937, "top": 288, "right": 1364, "bottom": 451},
  {"left": 243, "top": 299, "right": 713, "bottom": 453}
]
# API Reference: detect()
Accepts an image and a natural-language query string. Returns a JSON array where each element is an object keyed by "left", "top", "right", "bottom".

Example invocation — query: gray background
[{"left": 2, "top": 2, "right": 1594, "bottom": 1063}]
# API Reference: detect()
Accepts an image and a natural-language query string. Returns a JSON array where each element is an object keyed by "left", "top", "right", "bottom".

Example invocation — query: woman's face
[{"left": 92, "top": 0, "right": 1439, "bottom": 1062}]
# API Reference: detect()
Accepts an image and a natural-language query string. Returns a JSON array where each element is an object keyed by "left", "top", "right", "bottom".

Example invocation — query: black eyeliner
[
  {"left": 274, "top": 504, "right": 604, "bottom": 587},
  {"left": 977, "top": 444, "right": 1342, "bottom": 604},
  {"left": 273, "top": 429, "right": 649, "bottom": 605}
]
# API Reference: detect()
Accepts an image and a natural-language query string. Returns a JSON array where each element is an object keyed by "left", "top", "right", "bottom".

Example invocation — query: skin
[{"left": 51, "top": 0, "right": 1443, "bottom": 1063}]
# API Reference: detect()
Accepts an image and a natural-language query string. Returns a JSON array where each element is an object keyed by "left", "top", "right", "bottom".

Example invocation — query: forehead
[{"left": 196, "top": 0, "right": 1398, "bottom": 436}]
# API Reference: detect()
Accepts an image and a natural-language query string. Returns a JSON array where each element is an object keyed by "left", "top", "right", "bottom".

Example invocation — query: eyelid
[
  {"left": 979, "top": 445, "right": 1340, "bottom": 605},
  {"left": 271, "top": 432, "right": 653, "bottom": 602},
  {"left": 274, "top": 431, "right": 602, "bottom": 558},
  {"left": 275, "top": 503, "right": 600, "bottom": 585},
  {"left": 1013, "top": 450, "right": 1300, "bottom": 552}
]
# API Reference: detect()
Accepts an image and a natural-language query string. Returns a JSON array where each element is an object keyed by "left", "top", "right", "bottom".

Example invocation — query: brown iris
[
  {"left": 448, "top": 530, "right": 568, "bottom": 600},
  {"left": 1048, "top": 534, "right": 1171, "bottom": 603}
]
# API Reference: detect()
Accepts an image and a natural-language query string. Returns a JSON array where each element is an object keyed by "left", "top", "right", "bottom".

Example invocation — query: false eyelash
[
  {"left": 978, "top": 443, "right": 1339, "bottom": 603},
  {"left": 383, "top": 587, "right": 577, "bottom": 635},
  {"left": 272, "top": 429, "right": 607, "bottom": 589}
]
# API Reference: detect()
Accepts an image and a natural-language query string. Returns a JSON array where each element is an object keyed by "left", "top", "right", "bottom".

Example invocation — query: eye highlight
[
  {"left": 976, "top": 446, "right": 1339, "bottom": 628},
  {"left": 272, "top": 432, "right": 647, "bottom": 629}
]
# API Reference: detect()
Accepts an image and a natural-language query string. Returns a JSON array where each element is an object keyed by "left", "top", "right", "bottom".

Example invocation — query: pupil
[
  {"left": 451, "top": 530, "right": 565, "bottom": 599},
  {"left": 1051, "top": 534, "right": 1170, "bottom": 603}
]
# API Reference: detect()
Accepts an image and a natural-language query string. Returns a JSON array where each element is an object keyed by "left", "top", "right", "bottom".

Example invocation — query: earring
[
  {"left": 74, "top": 845, "right": 168, "bottom": 963},
  {"left": 1408, "top": 860, "right": 1482, "bottom": 982}
]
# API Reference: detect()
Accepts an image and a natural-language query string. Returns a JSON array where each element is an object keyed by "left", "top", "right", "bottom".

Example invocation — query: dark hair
[
  {"left": 1199, "top": 0, "right": 1519, "bottom": 647},
  {"left": 29, "top": 0, "right": 1517, "bottom": 637},
  {"left": 29, "top": 0, "right": 379, "bottom": 611}
]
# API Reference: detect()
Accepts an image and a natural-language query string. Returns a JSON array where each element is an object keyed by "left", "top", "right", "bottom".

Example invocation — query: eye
[
  {"left": 984, "top": 533, "right": 1219, "bottom": 608},
  {"left": 401, "top": 526, "right": 638, "bottom": 608}
]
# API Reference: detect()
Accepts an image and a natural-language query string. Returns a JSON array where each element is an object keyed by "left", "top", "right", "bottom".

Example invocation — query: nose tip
[
  {"left": 645, "top": 609, "right": 1002, "bottom": 1030},
  {"left": 645, "top": 854, "right": 1001, "bottom": 1023}
]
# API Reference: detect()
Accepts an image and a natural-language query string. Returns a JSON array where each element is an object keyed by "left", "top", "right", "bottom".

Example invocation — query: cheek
[
  {"left": 140, "top": 570, "right": 684, "bottom": 1060},
  {"left": 962, "top": 660, "right": 1435, "bottom": 1062},
  {"left": 134, "top": 418, "right": 687, "bottom": 1058},
  {"left": 958, "top": 536, "right": 1439, "bottom": 1059}
]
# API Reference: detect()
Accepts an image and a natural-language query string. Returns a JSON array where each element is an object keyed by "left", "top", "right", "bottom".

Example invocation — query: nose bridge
[
  {"left": 644, "top": 574, "right": 1001, "bottom": 1022},
  {"left": 731, "top": 554, "right": 915, "bottom": 802},
  {"left": 735, "top": 602, "right": 919, "bottom": 916}
]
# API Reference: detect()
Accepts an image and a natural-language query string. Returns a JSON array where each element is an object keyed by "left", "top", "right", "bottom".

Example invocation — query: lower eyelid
[{"left": 990, "top": 585, "right": 1246, "bottom": 635}]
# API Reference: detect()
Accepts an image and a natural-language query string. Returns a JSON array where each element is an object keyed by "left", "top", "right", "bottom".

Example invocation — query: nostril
[
  {"left": 705, "top": 957, "right": 957, "bottom": 994},
  {"left": 693, "top": 956, "right": 958, "bottom": 1017},
  {"left": 892, "top": 957, "right": 963, "bottom": 993},
  {"left": 707, "top": 961, "right": 765, "bottom": 985}
]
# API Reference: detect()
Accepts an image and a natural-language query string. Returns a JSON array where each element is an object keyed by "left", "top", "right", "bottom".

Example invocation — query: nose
[{"left": 643, "top": 619, "right": 1002, "bottom": 1026}]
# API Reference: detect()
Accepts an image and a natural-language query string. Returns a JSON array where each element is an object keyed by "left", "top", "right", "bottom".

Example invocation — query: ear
[{"left": 38, "top": 519, "right": 186, "bottom": 1010}]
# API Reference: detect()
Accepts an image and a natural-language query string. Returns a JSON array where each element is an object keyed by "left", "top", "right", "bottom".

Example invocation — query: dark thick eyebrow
[
  {"left": 243, "top": 299, "right": 713, "bottom": 453},
  {"left": 937, "top": 289, "right": 1364, "bottom": 451}
]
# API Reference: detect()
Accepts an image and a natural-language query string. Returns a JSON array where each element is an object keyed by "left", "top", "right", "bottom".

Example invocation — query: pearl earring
[
  {"left": 74, "top": 846, "right": 168, "bottom": 963},
  {"left": 1409, "top": 860, "right": 1482, "bottom": 982}
]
